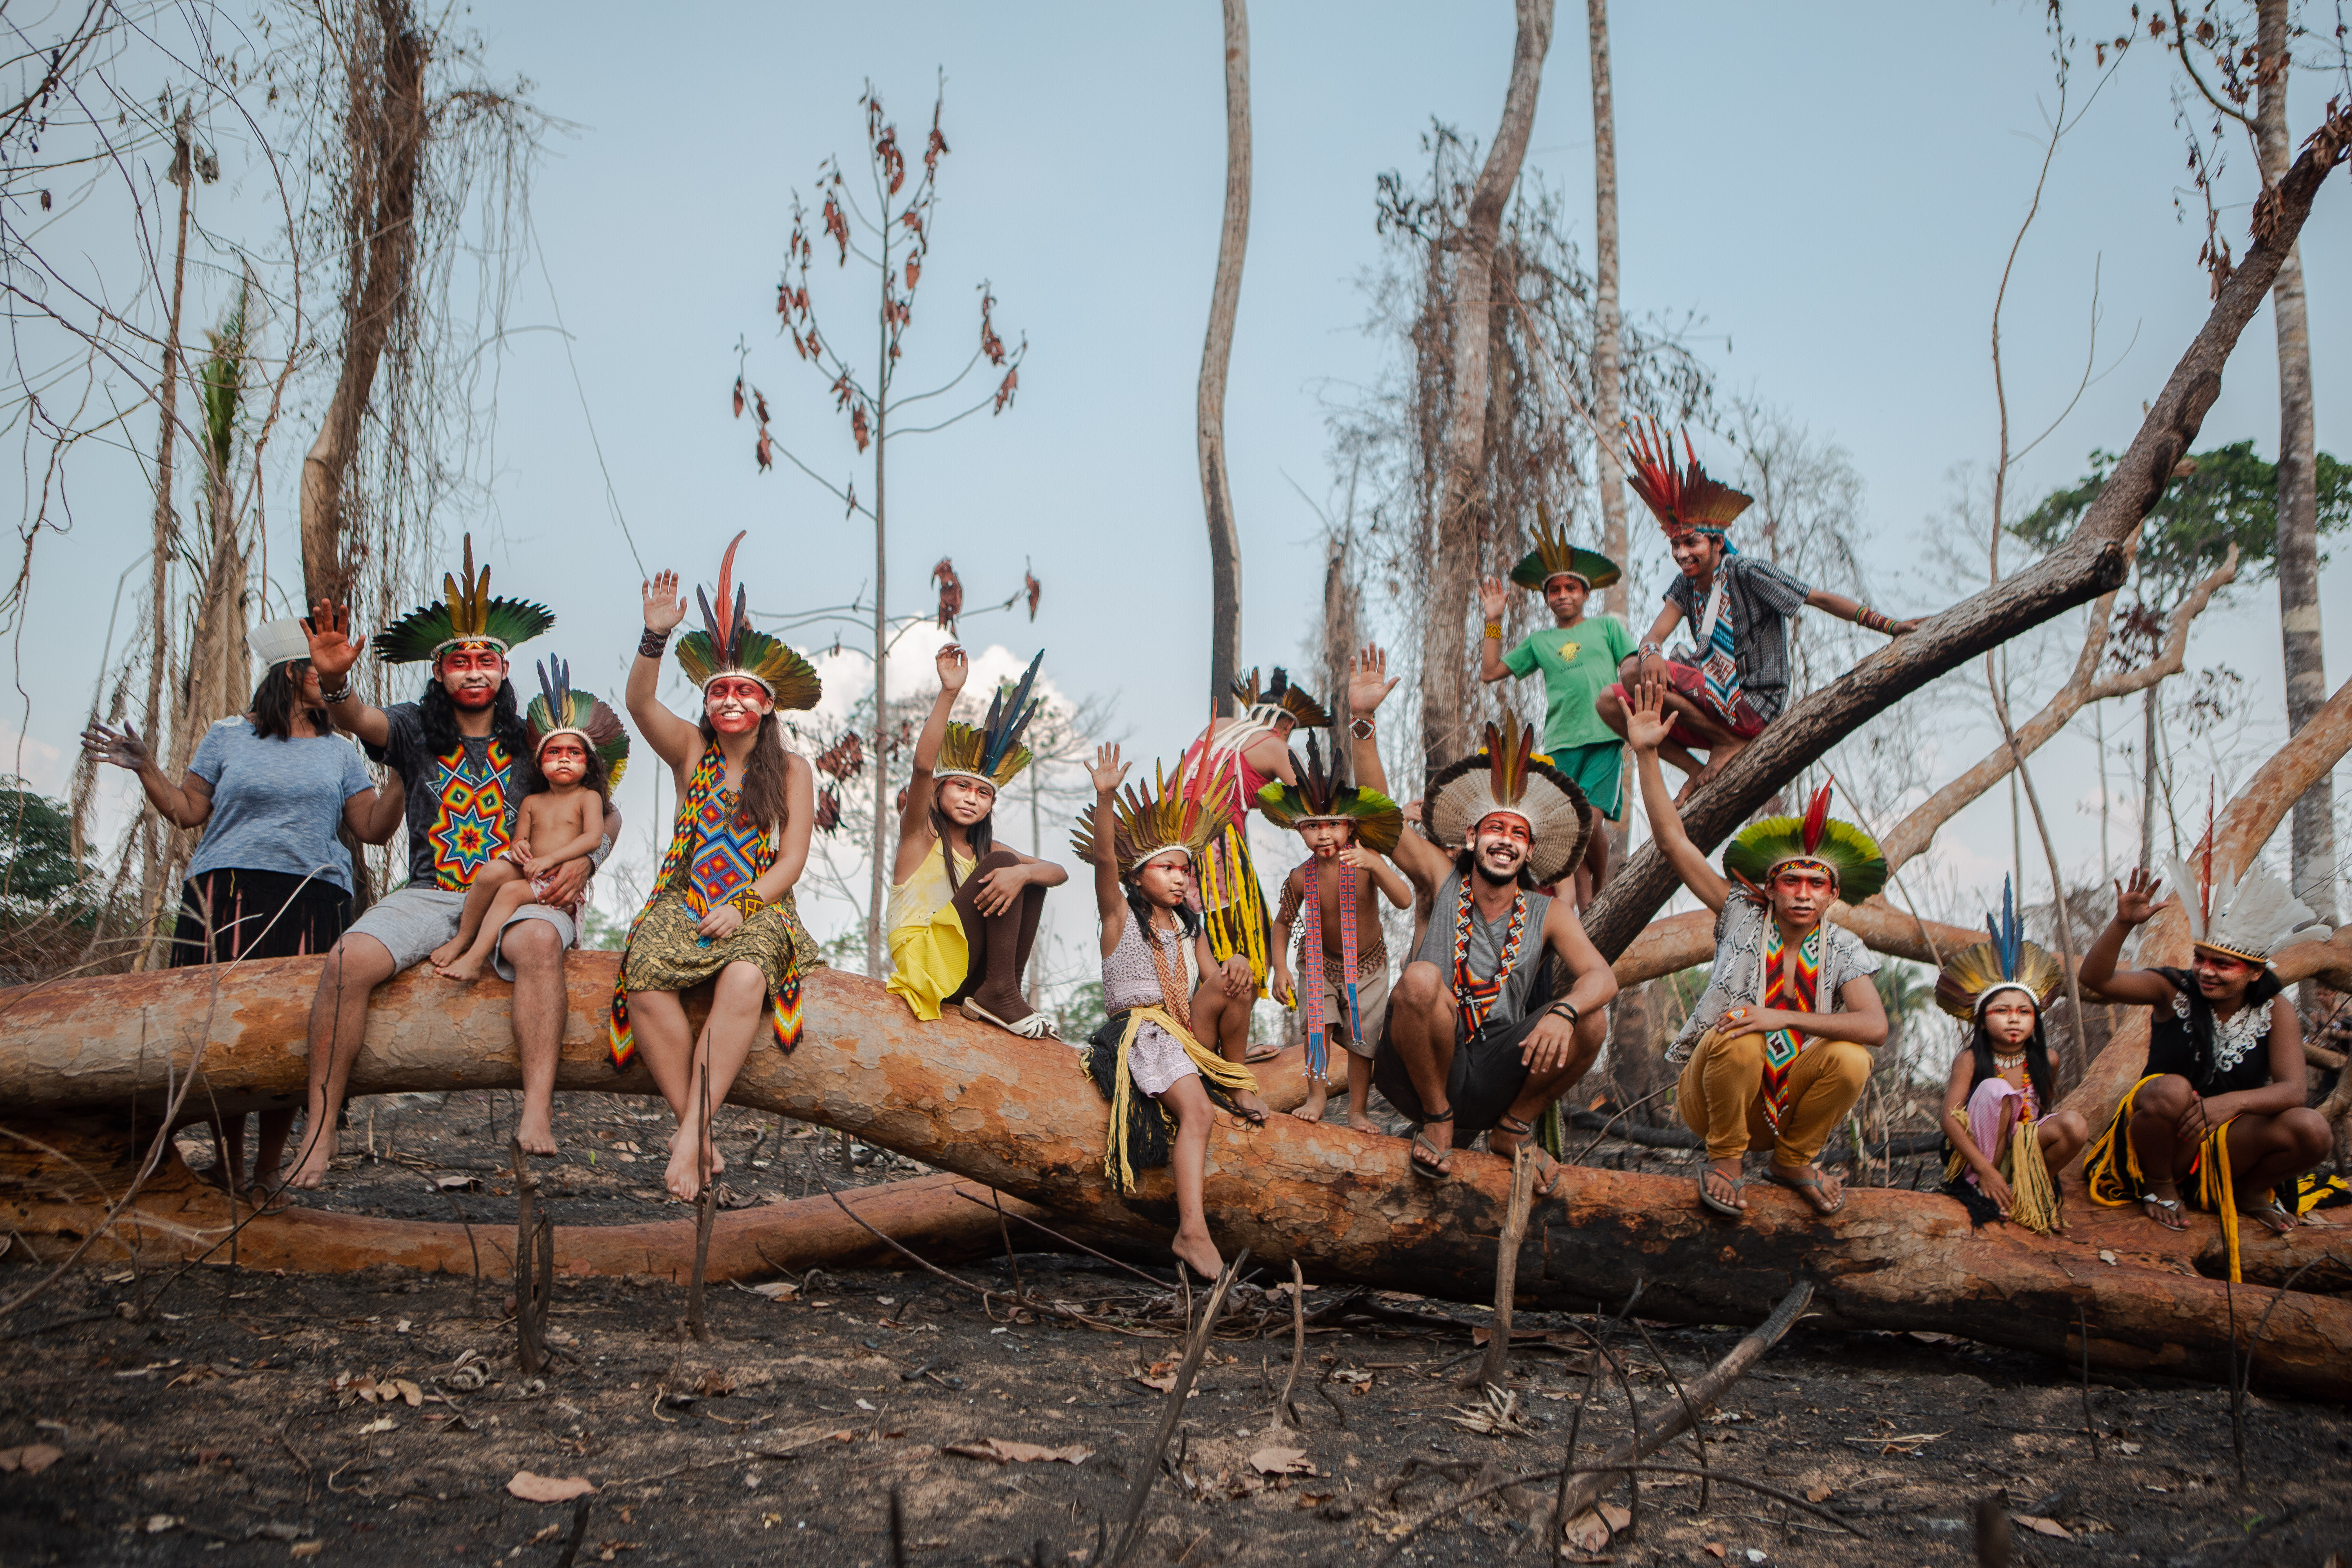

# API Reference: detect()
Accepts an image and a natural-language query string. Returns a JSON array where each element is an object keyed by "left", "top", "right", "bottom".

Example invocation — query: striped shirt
[{"left": 1663, "top": 555, "right": 1812, "bottom": 722}]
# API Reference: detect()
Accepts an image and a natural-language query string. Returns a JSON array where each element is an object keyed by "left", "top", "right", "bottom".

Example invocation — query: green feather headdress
[
  {"left": 1721, "top": 782, "right": 1887, "bottom": 904},
  {"left": 1507, "top": 501, "right": 1622, "bottom": 592},
  {"left": 1230, "top": 666, "right": 1332, "bottom": 730},
  {"left": 376, "top": 533, "right": 555, "bottom": 664},
  {"left": 936, "top": 650, "right": 1045, "bottom": 792},
  {"left": 526, "top": 656, "right": 630, "bottom": 788},
  {"left": 674, "top": 531, "right": 822, "bottom": 711},
  {"left": 1425, "top": 709, "right": 1591, "bottom": 886},
  {"left": 1071, "top": 762, "right": 1228, "bottom": 876},
  {"left": 1255, "top": 734, "right": 1402, "bottom": 856}
]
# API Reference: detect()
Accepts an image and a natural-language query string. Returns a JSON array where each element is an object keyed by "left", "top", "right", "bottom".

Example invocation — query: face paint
[
  {"left": 437, "top": 644, "right": 507, "bottom": 710},
  {"left": 936, "top": 776, "right": 997, "bottom": 825},
  {"left": 1980, "top": 991, "right": 2038, "bottom": 1047},
  {"left": 537, "top": 735, "right": 590, "bottom": 786},
  {"left": 704, "top": 676, "right": 772, "bottom": 735},
  {"left": 1300, "top": 820, "right": 1353, "bottom": 858}
]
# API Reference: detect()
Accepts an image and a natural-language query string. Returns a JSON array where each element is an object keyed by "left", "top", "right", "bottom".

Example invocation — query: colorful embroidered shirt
[
  {"left": 1662, "top": 555, "right": 1811, "bottom": 722},
  {"left": 1757, "top": 922, "right": 1822, "bottom": 1131},
  {"left": 372, "top": 702, "right": 518, "bottom": 889}
]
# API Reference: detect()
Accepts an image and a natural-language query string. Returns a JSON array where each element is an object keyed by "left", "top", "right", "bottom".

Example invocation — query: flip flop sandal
[
  {"left": 2251, "top": 1197, "right": 2301, "bottom": 1235},
  {"left": 960, "top": 998, "right": 1056, "bottom": 1039},
  {"left": 1769, "top": 1168, "right": 1846, "bottom": 1216},
  {"left": 1697, "top": 1167, "right": 1746, "bottom": 1218},
  {"left": 2140, "top": 1192, "right": 2189, "bottom": 1232},
  {"left": 1243, "top": 1043, "right": 1283, "bottom": 1064},
  {"left": 1489, "top": 1113, "right": 1536, "bottom": 1154},
  {"left": 1410, "top": 1109, "right": 1456, "bottom": 1180}
]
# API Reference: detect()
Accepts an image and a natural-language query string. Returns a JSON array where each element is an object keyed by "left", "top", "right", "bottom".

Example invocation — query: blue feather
[
  {"left": 1984, "top": 875, "right": 2022, "bottom": 983},
  {"left": 979, "top": 650, "right": 1045, "bottom": 776}
]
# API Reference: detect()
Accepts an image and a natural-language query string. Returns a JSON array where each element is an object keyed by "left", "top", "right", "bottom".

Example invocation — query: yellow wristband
[{"left": 1483, "top": 621, "right": 1504, "bottom": 641}]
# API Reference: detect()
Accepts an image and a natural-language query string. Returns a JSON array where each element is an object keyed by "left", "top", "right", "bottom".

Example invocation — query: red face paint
[{"left": 436, "top": 644, "right": 506, "bottom": 709}]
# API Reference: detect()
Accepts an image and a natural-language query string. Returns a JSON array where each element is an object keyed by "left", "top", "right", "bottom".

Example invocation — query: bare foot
[
  {"left": 1170, "top": 1225, "right": 1223, "bottom": 1280},
  {"left": 1291, "top": 1081, "right": 1328, "bottom": 1124},
  {"left": 515, "top": 1107, "right": 559, "bottom": 1158},
  {"left": 1230, "top": 1089, "right": 1271, "bottom": 1126},
  {"left": 286, "top": 1139, "right": 334, "bottom": 1192},
  {"left": 1345, "top": 1106, "right": 1377, "bottom": 1133},
  {"left": 243, "top": 1174, "right": 292, "bottom": 1212},
  {"left": 664, "top": 1134, "right": 705, "bottom": 1202},
  {"left": 432, "top": 951, "right": 488, "bottom": 982},
  {"left": 426, "top": 938, "right": 465, "bottom": 969},
  {"left": 2141, "top": 1186, "right": 2189, "bottom": 1232},
  {"left": 1674, "top": 760, "right": 1721, "bottom": 806}
]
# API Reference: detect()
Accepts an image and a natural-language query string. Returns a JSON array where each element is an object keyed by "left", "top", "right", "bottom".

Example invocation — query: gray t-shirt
[
  {"left": 372, "top": 702, "right": 523, "bottom": 890},
  {"left": 1410, "top": 869, "right": 1555, "bottom": 1027},
  {"left": 186, "top": 719, "right": 376, "bottom": 893}
]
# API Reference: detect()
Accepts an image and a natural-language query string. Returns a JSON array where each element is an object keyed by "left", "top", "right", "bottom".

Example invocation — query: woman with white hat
[{"left": 81, "top": 615, "right": 394, "bottom": 1201}]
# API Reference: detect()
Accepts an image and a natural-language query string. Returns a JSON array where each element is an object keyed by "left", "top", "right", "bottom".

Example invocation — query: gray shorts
[{"left": 343, "top": 884, "right": 576, "bottom": 978}]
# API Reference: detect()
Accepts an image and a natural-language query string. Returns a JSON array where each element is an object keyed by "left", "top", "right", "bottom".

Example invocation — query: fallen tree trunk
[
  {"left": 1583, "top": 103, "right": 2352, "bottom": 960},
  {"left": 3, "top": 959, "right": 2346, "bottom": 1397}
]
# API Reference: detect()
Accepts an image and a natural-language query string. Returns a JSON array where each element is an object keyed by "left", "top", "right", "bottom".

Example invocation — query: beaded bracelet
[
  {"left": 1855, "top": 606, "right": 1895, "bottom": 635},
  {"left": 1483, "top": 621, "right": 1504, "bottom": 641},
  {"left": 728, "top": 891, "right": 768, "bottom": 920},
  {"left": 638, "top": 626, "right": 671, "bottom": 659},
  {"left": 319, "top": 680, "right": 354, "bottom": 706}
]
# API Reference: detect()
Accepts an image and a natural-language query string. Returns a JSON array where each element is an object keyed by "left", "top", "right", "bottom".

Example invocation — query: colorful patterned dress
[{"left": 608, "top": 743, "right": 820, "bottom": 1069}]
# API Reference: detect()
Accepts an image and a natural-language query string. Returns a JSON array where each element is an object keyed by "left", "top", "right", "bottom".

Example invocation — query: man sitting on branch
[
  {"left": 1597, "top": 421, "right": 1919, "bottom": 800},
  {"left": 1626, "top": 675, "right": 1890, "bottom": 1219},
  {"left": 1345, "top": 644, "right": 1616, "bottom": 1191}
]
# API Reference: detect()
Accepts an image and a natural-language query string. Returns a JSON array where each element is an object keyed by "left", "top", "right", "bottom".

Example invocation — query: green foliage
[
  {"left": 1057, "top": 979, "right": 1107, "bottom": 1045},
  {"left": 1873, "top": 960, "right": 1935, "bottom": 1031},
  {"left": 2012, "top": 441, "right": 2352, "bottom": 604},
  {"left": 0, "top": 777, "right": 86, "bottom": 908}
]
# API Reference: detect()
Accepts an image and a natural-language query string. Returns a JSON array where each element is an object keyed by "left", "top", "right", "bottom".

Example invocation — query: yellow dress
[{"left": 884, "top": 839, "right": 976, "bottom": 1021}]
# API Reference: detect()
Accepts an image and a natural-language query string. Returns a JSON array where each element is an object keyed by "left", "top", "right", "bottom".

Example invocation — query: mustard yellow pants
[{"left": 1677, "top": 1030, "right": 1873, "bottom": 1169}]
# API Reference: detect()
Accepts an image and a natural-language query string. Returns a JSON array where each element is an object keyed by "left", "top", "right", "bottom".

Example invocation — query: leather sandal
[
  {"left": 1410, "top": 1109, "right": 1456, "bottom": 1180},
  {"left": 1697, "top": 1165, "right": 1746, "bottom": 1218},
  {"left": 1769, "top": 1166, "right": 1845, "bottom": 1216}
]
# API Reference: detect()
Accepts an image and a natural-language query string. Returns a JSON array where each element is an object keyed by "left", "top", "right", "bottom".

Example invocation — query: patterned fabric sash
[
  {"left": 1756, "top": 922, "right": 1821, "bottom": 1131},
  {"left": 1299, "top": 858, "right": 1361, "bottom": 1085},
  {"left": 1696, "top": 575, "right": 1743, "bottom": 722},
  {"left": 1450, "top": 876, "right": 1530, "bottom": 1041},
  {"left": 607, "top": 743, "right": 801, "bottom": 1069},
  {"left": 1139, "top": 913, "right": 1195, "bottom": 1034}
]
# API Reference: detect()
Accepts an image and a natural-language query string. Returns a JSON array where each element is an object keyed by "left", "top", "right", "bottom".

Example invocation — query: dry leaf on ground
[
  {"left": 508, "top": 1471, "right": 596, "bottom": 1503},
  {"left": 1563, "top": 1511, "right": 1611, "bottom": 1553},
  {"left": 0, "top": 1445, "right": 63, "bottom": 1473},
  {"left": 1597, "top": 1503, "right": 1630, "bottom": 1532},
  {"left": 2014, "top": 1514, "right": 2073, "bottom": 1539},
  {"left": 747, "top": 1281, "right": 797, "bottom": 1301},
  {"left": 1249, "top": 1446, "right": 1314, "bottom": 1476},
  {"left": 941, "top": 1438, "right": 1092, "bottom": 1465},
  {"left": 1806, "top": 1483, "right": 1833, "bottom": 1503},
  {"left": 529, "top": 1524, "right": 565, "bottom": 1544},
  {"left": 1703, "top": 1544, "right": 1726, "bottom": 1560},
  {"left": 290, "top": 1544, "right": 324, "bottom": 1559}
]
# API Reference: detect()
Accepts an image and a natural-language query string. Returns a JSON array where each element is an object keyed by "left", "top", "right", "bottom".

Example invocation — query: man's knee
[
  {"left": 1813, "top": 1041, "right": 1873, "bottom": 1092},
  {"left": 318, "top": 934, "right": 394, "bottom": 995},
  {"left": 502, "top": 918, "right": 563, "bottom": 973},
  {"left": 1394, "top": 962, "right": 1446, "bottom": 1012},
  {"left": 1708, "top": 1029, "right": 1765, "bottom": 1070}
]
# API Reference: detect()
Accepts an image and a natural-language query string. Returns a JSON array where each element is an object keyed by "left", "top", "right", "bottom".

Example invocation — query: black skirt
[{"left": 170, "top": 867, "right": 353, "bottom": 968}]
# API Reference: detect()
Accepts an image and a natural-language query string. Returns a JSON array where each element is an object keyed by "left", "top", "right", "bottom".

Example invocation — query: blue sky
[{"left": 37, "top": 1, "right": 2352, "bottom": 969}]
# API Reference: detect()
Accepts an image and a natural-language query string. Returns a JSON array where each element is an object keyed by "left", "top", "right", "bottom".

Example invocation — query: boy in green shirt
[{"left": 1477, "top": 519, "right": 1634, "bottom": 911}]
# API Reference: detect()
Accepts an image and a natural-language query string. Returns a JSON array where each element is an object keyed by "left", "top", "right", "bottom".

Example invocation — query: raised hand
[
  {"left": 1087, "top": 742, "right": 1127, "bottom": 796},
  {"left": 936, "top": 642, "right": 969, "bottom": 695},
  {"left": 301, "top": 602, "right": 364, "bottom": 684},
  {"left": 642, "top": 571, "right": 687, "bottom": 635},
  {"left": 1625, "top": 674, "right": 1674, "bottom": 753},
  {"left": 1477, "top": 577, "right": 1510, "bottom": 621},
  {"left": 1348, "top": 642, "right": 1399, "bottom": 717},
  {"left": 80, "top": 722, "right": 151, "bottom": 773},
  {"left": 2114, "top": 866, "right": 2169, "bottom": 927}
]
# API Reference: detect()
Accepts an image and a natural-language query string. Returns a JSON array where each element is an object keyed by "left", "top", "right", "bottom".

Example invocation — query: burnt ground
[{"left": 2, "top": 1088, "right": 2350, "bottom": 1568}]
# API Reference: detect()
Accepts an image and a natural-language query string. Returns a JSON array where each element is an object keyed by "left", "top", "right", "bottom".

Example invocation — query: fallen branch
[
  {"left": 1108, "top": 1252, "right": 1247, "bottom": 1568},
  {"left": 1473, "top": 1145, "right": 1538, "bottom": 1389},
  {"left": 1270, "top": 1259, "right": 1306, "bottom": 1433}
]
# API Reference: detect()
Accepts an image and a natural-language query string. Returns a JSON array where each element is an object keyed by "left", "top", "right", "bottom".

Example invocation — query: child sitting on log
[
  {"left": 1262, "top": 735, "right": 1410, "bottom": 1129},
  {"left": 2080, "top": 854, "right": 2338, "bottom": 1276},
  {"left": 430, "top": 659, "right": 628, "bottom": 982},
  {"left": 1935, "top": 878, "right": 2089, "bottom": 1234},
  {"left": 1076, "top": 744, "right": 1264, "bottom": 1279}
]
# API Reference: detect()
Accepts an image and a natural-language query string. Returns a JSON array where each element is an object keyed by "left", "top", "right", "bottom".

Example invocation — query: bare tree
[
  {"left": 1200, "top": 0, "right": 1250, "bottom": 710},
  {"left": 1584, "top": 0, "right": 1627, "bottom": 624}
]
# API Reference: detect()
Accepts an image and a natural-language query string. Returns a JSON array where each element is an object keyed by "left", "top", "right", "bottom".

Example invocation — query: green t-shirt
[{"left": 1500, "top": 615, "right": 1637, "bottom": 753}]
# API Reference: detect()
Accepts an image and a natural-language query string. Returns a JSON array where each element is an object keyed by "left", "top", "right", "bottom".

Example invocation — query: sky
[{"left": 31, "top": 1, "right": 2352, "bottom": 997}]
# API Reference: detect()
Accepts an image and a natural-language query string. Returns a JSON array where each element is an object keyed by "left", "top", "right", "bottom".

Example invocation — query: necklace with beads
[{"left": 1993, "top": 1048, "right": 2028, "bottom": 1073}]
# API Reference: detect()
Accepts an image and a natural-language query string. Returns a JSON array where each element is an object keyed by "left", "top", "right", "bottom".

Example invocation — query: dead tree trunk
[
  {"left": 1583, "top": 104, "right": 2352, "bottom": 960},
  {"left": 7, "top": 958, "right": 2349, "bottom": 1397},
  {"left": 2255, "top": 0, "right": 2335, "bottom": 946},
  {"left": 298, "top": 0, "right": 428, "bottom": 608},
  {"left": 1415, "top": 0, "right": 1553, "bottom": 770},
  {"left": 1198, "top": 0, "right": 1250, "bottom": 710},
  {"left": 1585, "top": 0, "right": 1626, "bottom": 626}
]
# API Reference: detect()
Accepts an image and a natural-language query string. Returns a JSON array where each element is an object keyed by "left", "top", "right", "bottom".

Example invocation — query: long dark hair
[
  {"left": 249, "top": 660, "right": 325, "bottom": 741},
  {"left": 1452, "top": 846, "right": 1538, "bottom": 892},
  {"left": 1123, "top": 884, "right": 1200, "bottom": 945},
  {"left": 930, "top": 790, "right": 996, "bottom": 894},
  {"left": 697, "top": 709, "right": 792, "bottom": 832},
  {"left": 520, "top": 737, "right": 612, "bottom": 810},
  {"left": 419, "top": 677, "right": 528, "bottom": 758},
  {"left": 2166, "top": 963, "right": 2285, "bottom": 1089},
  {"left": 1964, "top": 1002, "right": 2056, "bottom": 1114}
]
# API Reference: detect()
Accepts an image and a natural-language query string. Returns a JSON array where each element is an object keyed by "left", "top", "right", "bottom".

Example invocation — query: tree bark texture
[
  {"left": 1582, "top": 110, "right": 2351, "bottom": 961},
  {"left": 1585, "top": 0, "right": 1627, "bottom": 624},
  {"left": 5, "top": 958, "right": 2346, "bottom": 1396},
  {"left": 2255, "top": 0, "right": 2335, "bottom": 928},
  {"left": 298, "top": 0, "right": 427, "bottom": 608},
  {"left": 1416, "top": 0, "right": 1554, "bottom": 771},
  {"left": 1198, "top": 0, "right": 1250, "bottom": 712}
]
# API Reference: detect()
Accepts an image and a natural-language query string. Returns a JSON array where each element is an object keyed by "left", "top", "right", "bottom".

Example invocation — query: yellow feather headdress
[
  {"left": 376, "top": 534, "right": 555, "bottom": 664},
  {"left": 1935, "top": 877, "right": 2064, "bottom": 1020},
  {"left": 1071, "top": 764, "right": 1229, "bottom": 876},
  {"left": 935, "top": 651, "right": 1045, "bottom": 792}
]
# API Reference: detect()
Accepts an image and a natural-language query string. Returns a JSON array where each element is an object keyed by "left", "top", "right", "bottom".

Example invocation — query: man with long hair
[
  {"left": 1344, "top": 644, "right": 1616, "bottom": 1189},
  {"left": 289, "top": 539, "right": 620, "bottom": 1189}
]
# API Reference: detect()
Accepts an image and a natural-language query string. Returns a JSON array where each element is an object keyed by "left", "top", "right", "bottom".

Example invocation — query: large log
[
  {"left": 2, "top": 958, "right": 2345, "bottom": 1397},
  {"left": 1582, "top": 103, "right": 2352, "bottom": 960}
]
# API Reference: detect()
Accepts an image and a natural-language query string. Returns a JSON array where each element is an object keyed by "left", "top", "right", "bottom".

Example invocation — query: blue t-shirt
[{"left": 185, "top": 719, "right": 376, "bottom": 894}]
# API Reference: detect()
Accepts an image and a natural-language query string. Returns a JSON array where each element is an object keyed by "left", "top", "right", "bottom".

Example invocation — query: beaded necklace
[{"left": 1450, "top": 875, "right": 1530, "bottom": 1040}]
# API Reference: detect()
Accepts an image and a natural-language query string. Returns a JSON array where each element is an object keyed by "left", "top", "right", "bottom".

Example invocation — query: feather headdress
[
  {"left": 1255, "top": 734, "right": 1403, "bottom": 855},
  {"left": 673, "top": 531, "right": 822, "bottom": 710},
  {"left": 1936, "top": 875, "right": 2065, "bottom": 1020},
  {"left": 1425, "top": 709, "right": 1591, "bottom": 886},
  {"left": 1721, "top": 782, "right": 1888, "bottom": 904},
  {"left": 376, "top": 534, "right": 555, "bottom": 664},
  {"left": 247, "top": 618, "right": 312, "bottom": 679},
  {"left": 1072, "top": 762, "right": 1229, "bottom": 875},
  {"left": 935, "top": 650, "right": 1045, "bottom": 792},
  {"left": 2160, "top": 846, "right": 2330, "bottom": 967},
  {"left": 526, "top": 657, "right": 630, "bottom": 788},
  {"left": 1507, "top": 501, "right": 1622, "bottom": 592},
  {"left": 1230, "top": 667, "right": 1332, "bottom": 730},
  {"left": 1624, "top": 419, "right": 1753, "bottom": 542}
]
